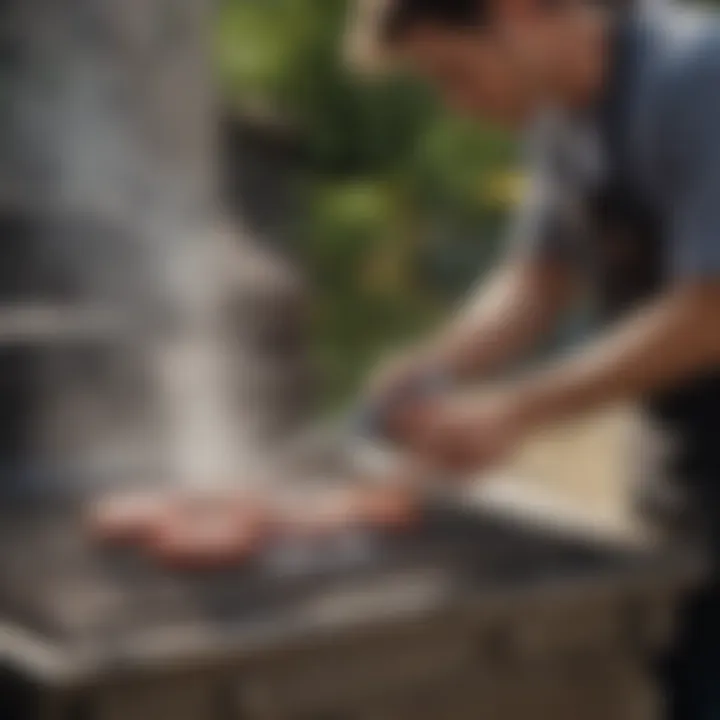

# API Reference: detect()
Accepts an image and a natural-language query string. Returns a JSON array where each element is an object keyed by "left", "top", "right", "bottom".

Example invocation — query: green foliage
[{"left": 217, "top": 0, "right": 518, "bottom": 404}]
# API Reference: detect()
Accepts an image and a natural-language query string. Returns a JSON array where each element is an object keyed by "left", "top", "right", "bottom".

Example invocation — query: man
[
  {"left": 363, "top": 0, "right": 720, "bottom": 717},
  {"left": 93, "top": 0, "right": 720, "bottom": 713}
]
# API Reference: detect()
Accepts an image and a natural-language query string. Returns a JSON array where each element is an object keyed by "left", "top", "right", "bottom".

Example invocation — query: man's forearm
[
  {"left": 511, "top": 284, "right": 720, "bottom": 428},
  {"left": 430, "top": 258, "right": 575, "bottom": 379}
]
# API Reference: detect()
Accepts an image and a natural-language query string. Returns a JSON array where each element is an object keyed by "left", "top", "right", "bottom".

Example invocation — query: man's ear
[{"left": 344, "top": 0, "right": 394, "bottom": 76}]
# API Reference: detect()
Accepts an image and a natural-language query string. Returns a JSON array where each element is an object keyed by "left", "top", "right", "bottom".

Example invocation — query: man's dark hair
[{"left": 381, "top": 0, "right": 486, "bottom": 43}]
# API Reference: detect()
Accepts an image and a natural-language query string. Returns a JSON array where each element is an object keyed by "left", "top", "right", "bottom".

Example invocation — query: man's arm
[
  {"left": 432, "top": 113, "right": 587, "bottom": 379},
  {"left": 516, "top": 37, "right": 720, "bottom": 426},
  {"left": 426, "top": 256, "right": 576, "bottom": 379},
  {"left": 367, "top": 255, "right": 575, "bottom": 406},
  {"left": 370, "top": 114, "right": 585, "bottom": 413},
  {"left": 391, "top": 282, "right": 720, "bottom": 473},
  {"left": 512, "top": 282, "right": 720, "bottom": 426}
]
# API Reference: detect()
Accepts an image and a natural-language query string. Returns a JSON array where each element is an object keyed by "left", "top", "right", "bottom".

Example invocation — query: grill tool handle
[
  {"left": 273, "top": 370, "right": 453, "bottom": 495},
  {"left": 348, "top": 369, "right": 455, "bottom": 497},
  {"left": 352, "top": 368, "right": 452, "bottom": 442}
]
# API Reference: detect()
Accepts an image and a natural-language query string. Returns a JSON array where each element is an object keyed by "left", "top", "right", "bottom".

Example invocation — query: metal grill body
[{"left": 0, "top": 500, "right": 699, "bottom": 720}]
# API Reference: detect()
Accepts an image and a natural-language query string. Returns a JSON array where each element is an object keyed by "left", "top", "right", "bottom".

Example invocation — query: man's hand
[
  {"left": 387, "top": 388, "right": 531, "bottom": 475},
  {"left": 366, "top": 344, "right": 444, "bottom": 408}
]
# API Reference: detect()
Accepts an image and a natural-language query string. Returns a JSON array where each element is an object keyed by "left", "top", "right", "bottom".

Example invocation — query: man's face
[{"left": 394, "top": 22, "right": 543, "bottom": 126}]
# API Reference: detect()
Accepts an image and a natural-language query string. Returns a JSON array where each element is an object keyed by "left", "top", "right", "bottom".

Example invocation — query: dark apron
[
  {"left": 591, "top": 166, "right": 720, "bottom": 551},
  {"left": 591, "top": 17, "right": 720, "bottom": 554},
  {"left": 591, "top": 16, "right": 720, "bottom": 719}
]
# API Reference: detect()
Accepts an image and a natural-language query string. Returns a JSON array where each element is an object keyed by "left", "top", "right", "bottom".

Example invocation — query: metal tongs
[
  {"left": 276, "top": 370, "right": 453, "bottom": 499},
  {"left": 353, "top": 370, "right": 457, "bottom": 505}
]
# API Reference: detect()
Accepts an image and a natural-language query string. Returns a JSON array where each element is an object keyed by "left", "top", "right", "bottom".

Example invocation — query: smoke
[{"left": 3, "top": 0, "right": 255, "bottom": 491}]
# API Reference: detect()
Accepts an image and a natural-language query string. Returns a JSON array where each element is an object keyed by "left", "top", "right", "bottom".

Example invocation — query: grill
[
  {"left": 0, "top": 4, "right": 702, "bottom": 714},
  {"left": 0, "top": 492, "right": 700, "bottom": 720}
]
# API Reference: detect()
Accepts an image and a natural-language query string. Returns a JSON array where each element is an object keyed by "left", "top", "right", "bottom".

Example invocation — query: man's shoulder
[
  {"left": 633, "top": 4, "right": 720, "bottom": 163},
  {"left": 642, "top": 6, "right": 720, "bottom": 103},
  {"left": 522, "top": 7, "right": 720, "bottom": 172}
]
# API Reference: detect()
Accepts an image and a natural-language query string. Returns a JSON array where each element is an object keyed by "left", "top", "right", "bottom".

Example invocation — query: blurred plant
[{"left": 217, "top": 0, "right": 519, "bottom": 404}]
